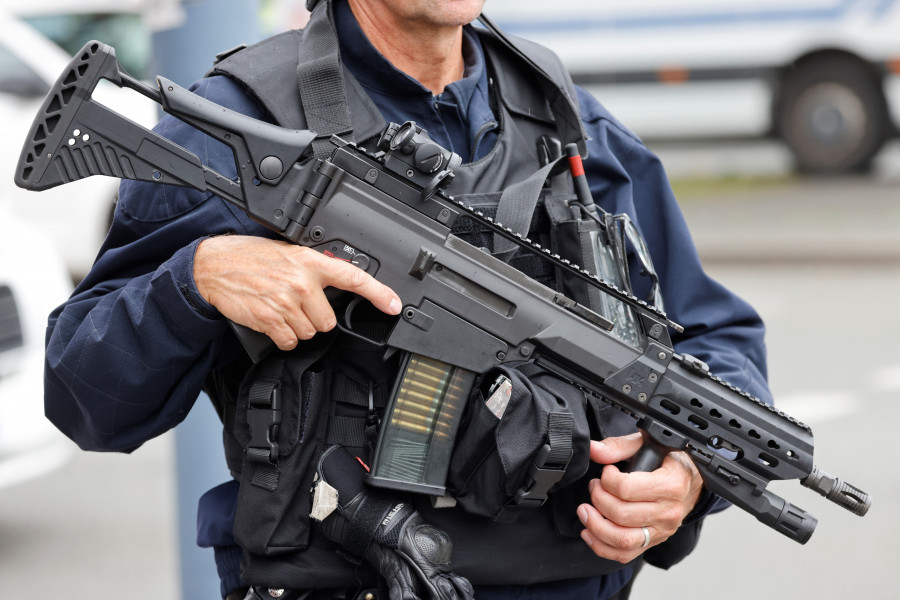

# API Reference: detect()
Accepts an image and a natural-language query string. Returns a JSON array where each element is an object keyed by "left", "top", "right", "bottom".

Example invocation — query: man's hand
[
  {"left": 193, "top": 235, "right": 402, "bottom": 350},
  {"left": 576, "top": 432, "right": 703, "bottom": 564}
]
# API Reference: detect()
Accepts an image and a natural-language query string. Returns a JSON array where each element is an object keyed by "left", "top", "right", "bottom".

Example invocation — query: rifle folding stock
[{"left": 17, "top": 41, "right": 871, "bottom": 544}]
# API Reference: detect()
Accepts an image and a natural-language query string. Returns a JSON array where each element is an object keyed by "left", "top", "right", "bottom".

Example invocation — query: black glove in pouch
[{"left": 314, "top": 445, "right": 475, "bottom": 600}]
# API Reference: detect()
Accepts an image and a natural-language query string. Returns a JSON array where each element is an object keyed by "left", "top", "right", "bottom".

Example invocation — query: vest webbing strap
[
  {"left": 246, "top": 358, "right": 285, "bottom": 463},
  {"left": 546, "top": 412, "right": 575, "bottom": 466},
  {"left": 297, "top": 0, "right": 355, "bottom": 158},
  {"left": 246, "top": 358, "right": 285, "bottom": 489},
  {"left": 327, "top": 416, "right": 368, "bottom": 448},
  {"left": 493, "top": 156, "right": 566, "bottom": 261},
  {"left": 328, "top": 372, "right": 389, "bottom": 448}
]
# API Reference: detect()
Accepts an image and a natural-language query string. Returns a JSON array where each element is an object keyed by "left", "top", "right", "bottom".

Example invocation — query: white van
[
  {"left": 0, "top": 207, "right": 73, "bottom": 489},
  {"left": 487, "top": 0, "right": 900, "bottom": 173}
]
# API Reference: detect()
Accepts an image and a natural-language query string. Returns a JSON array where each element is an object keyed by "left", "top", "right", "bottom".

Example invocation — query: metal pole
[{"left": 147, "top": 2, "right": 261, "bottom": 597}]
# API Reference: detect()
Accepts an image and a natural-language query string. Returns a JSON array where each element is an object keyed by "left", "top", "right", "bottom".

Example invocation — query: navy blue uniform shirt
[{"left": 44, "top": 2, "right": 772, "bottom": 597}]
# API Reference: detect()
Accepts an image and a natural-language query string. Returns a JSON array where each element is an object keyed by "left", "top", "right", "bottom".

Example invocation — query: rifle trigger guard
[{"left": 334, "top": 295, "right": 391, "bottom": 348}]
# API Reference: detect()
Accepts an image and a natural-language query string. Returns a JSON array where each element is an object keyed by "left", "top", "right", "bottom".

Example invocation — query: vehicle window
[
  {"left": 0, "top": 43, "right": 49, "bottom": 98},
  {"left": 0, "top": 284, "right": 24, "bottom": 356},
  {"left": 23, "top": 13, "right": 150, "bottom": 78}
]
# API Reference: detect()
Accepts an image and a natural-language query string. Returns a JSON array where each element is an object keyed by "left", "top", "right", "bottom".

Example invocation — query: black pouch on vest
[
  {"left": 446, "top": 363, "right": 590, "bottom": 522},
  {"left": 550, "top": 209, "right": 646, "bottom": 349},
  {"left": 231, "top": 335, "right": 335, "bottom": 556}
]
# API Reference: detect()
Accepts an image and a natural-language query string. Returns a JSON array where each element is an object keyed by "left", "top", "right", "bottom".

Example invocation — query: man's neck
[{"left": 346, "top": 0, "right": 466, "bottom": 95}]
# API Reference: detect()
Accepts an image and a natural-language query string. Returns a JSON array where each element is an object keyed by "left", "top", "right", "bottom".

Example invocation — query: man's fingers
[
  {"left": 589, "top": 432, "right": 644, "bottom": 465},
  {"left": 247, "top": 309, "right": 313, "bottom": 350},
  {"left": 244, "top": 285, "right": 333, "bottom": 347},
  {"left": 595, "top": 452, "right": 701, "bottom": 505},
  {"left": 284, "top": 286, "right": 338, "bottom": 335},
  {"left": 588, "top": 473, "right": 656, "bottom": 525},
  {"left": 319, "top": 254, "right": 402, "bottom": 316},
  {"left": 267, "top": 323, "right": 301, "bottom": 351},
  {"left": 577, "top": 502, "right": 655, "bottom": 563}
]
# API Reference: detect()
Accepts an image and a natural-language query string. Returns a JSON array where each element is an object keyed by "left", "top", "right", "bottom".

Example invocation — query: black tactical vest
[{"left": 204, "top": 0, "right": 639, "bottom": 589}]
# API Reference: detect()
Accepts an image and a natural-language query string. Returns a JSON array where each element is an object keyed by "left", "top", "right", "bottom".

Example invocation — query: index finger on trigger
[{"left": 322, "top": 257, "right": 402, "bottom": 316}]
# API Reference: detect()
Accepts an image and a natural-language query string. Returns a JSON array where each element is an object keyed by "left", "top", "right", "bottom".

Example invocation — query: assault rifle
[{"left": 16, "top": 42, "right": 870, "bottom": 544}]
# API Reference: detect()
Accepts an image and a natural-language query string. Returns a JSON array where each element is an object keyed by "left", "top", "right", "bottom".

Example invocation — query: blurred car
[
  {"left": 4, "top": 0, "right": 150, "bottom": 78},
  {"left": 0, "top": 206, "right": 73, "bottom": 489},
  {"left": 0, "top": 8, "right": 156, "bottom": 280},
  {"left": 488, "top": 0, "right": 900, "bottom": 174}
]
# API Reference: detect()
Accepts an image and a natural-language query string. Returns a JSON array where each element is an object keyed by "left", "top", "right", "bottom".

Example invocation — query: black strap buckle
[
  {"left": 513, "top": 443, "right": 572, "bottom": 507},
  {"left": 247, "top": 386, "right": 281, "bottom": 463}
]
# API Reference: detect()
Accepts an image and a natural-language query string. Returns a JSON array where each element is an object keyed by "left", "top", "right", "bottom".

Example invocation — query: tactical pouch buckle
[
  {"left": 513, "top": 443, "right": 572, "bottom": 507},
  {"left": 247, "top": 386, "right": 282, "bottom": 463}
]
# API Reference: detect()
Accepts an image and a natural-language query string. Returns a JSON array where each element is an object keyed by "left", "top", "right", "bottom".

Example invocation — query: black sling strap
[
  {"left": 297, "top": 0, "right": 356, "bottom": 158},
  {"left": 492, "top": 156, "right": 568, "bottom": 262}
]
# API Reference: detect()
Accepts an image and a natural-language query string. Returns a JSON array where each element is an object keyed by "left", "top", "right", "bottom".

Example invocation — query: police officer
[{"left": 44, "top": 0, "right": 772, "bottom": 598}]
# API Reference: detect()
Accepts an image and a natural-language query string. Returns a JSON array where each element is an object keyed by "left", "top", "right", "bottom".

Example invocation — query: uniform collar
[{"left": 334, "top": 0, "right": 485, "bottom": 106}]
